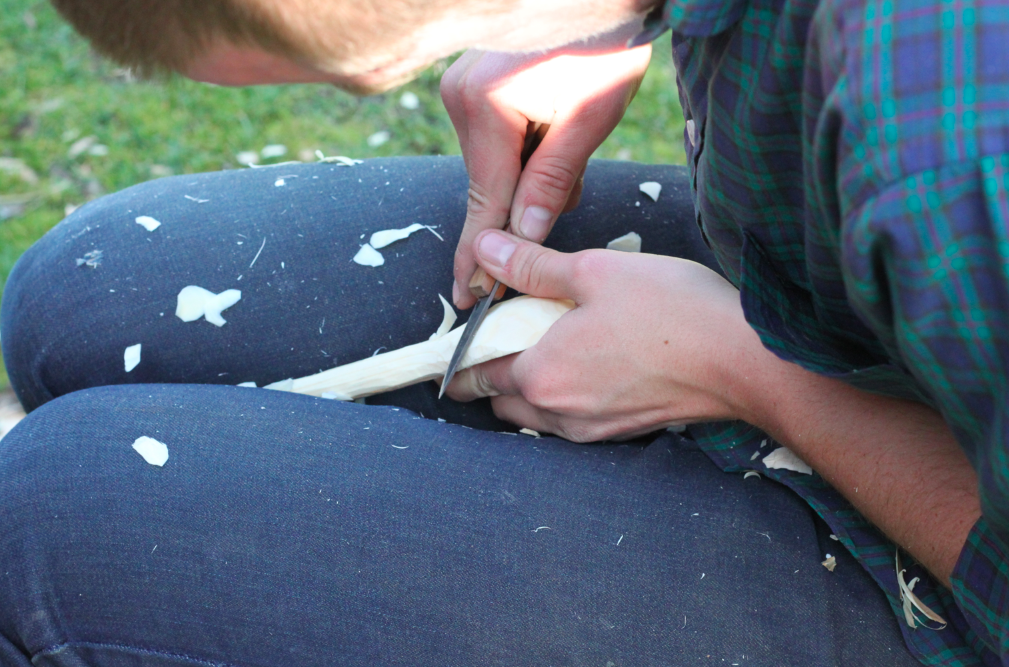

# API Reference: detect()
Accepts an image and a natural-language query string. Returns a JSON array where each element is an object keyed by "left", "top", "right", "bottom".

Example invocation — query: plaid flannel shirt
[{"left": 637, "top": 0, "right": 1009, "bottom": 663}]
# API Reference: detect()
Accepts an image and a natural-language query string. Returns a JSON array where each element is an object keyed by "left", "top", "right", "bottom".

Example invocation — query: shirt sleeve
[
  {"left": 952, "top": 516, "right": 1009, "bottom": 661},
  {"left": 842, "top": 155, "right": 1009, "bottom": 662}
]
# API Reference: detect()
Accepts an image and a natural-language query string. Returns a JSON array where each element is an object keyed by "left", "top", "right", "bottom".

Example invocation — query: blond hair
[{"left": 49, "top": 0, "right": 478, "bottom": 76}]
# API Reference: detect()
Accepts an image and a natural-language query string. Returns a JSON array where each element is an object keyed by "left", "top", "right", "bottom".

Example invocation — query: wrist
[
  {"left": 704, "top": 305, "right": 804, "bottom": 430},
  {"left": 709, "top": 321, "right": 981, "bottom": 585}
]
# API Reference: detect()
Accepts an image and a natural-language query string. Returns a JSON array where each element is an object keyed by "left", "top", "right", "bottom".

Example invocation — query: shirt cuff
[{"left": 951, "top": 515, "right": 1009, "bottom": 662}]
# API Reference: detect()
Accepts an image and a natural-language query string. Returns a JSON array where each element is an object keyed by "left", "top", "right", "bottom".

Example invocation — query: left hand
[
  {"left": 446, "top": 230, "right": 766, "bottom": 442},
  {"left": 441, "top": 46, "right": 652, "bottom": 308}
]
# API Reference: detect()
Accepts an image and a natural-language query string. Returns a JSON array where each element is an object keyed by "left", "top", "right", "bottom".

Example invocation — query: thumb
[{"left": 474, "top": 230, "right": 585, "bottom": 301}]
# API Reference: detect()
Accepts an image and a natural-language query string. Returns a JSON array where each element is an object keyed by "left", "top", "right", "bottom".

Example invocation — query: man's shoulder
[{"left": 814, "top": 0, "right": 1009, "bottom": 212}]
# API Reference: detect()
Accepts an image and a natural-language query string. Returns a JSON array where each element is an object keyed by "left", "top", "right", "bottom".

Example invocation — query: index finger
[{"left": 451, "top": 110, "right": 528, "bottom": 308}]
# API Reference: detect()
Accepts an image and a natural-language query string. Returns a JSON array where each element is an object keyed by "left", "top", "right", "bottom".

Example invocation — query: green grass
[{"left": 0, "top": 0, "right": 685, "bottom": 389}]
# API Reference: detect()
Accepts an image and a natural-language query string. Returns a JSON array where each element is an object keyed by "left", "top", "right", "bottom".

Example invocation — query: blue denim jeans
[{"left": 0, "top": 158, "right": 919, "bottom": 666}]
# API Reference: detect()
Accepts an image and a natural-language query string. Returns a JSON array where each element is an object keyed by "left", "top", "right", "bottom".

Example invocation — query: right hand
[{"left": 440, "top": 45, "right": 653, "bottom": 308}]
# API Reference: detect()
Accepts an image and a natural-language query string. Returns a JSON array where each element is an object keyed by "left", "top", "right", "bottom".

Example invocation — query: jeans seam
[{"left": 33, "top": 641, "right": 237, "bottom": 666}]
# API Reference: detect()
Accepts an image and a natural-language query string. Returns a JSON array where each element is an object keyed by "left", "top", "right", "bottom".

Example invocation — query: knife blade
[{"left": 438, "top": 278, "right": 499, "bottom": 398}]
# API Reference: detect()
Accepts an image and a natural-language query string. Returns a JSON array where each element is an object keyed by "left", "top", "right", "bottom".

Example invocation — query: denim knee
[
  {"left": 1, "top": 182, "right": 163, "bottom": 412},
  {"left": 1, "top": 210, "right": 73, "bottom": 412},
  {"left": 1, "top": 199, "right": 108, "bottom": 411},
  {"left": 0, "top": 388, "right": 127, "bottom": 660}
]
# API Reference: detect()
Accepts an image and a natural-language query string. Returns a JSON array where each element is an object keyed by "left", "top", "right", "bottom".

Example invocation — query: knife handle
[
  {"left": 469, "top": 268, "right": 506, "bottom": 299},
  {"left": 468, "top": 121, "right": 550, "bottom": 300}
]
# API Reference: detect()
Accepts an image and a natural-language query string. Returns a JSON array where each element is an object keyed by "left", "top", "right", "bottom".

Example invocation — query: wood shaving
[
  {"left": 429, "top": 294, "right": 457, "bottom": 340},
  {"left": 175, "top": 286, "right": 242, "bottom": 327},
  {"left": 237, "top": 382, "right": 257, "bottom": 388},
  {"left": 315, "top": 150, "right": 362, "bottom": 166},
  {"left": 249, "top": 160, "right": 300, "bottom": 168},
  {"left": 638, "top": 181, "right": 662, "bottom": 201},
  {"left": 124, "top": 344, "right": 141, "bottom": 373},
  {"left": 135, "top": 216, "right": 161, "bottom": 232},
  {"left": 249, "top": 237, "right": 266, "bottom": 268},
  {"left": 353, "top": 244, "right": 385, "bottom": 267},
  {"left": 519, "top": 428, "right": 541, "bottom": 437},
  {"left": 369, "top": 223, "right": 442, "bottom": 249},
  {"left": 76, "top": 249, "right": 103, "bottom": 268},
  {"left": 821, "top": 555, "right": 836, "bottom": 572},
  {"left": 762, "top": 447, "right": 813, "bottom": 475},
  {"left": 265, "top": 378, "right": 294, "bottom": 392},
  {"left": 743, "top": 471, "right": 761, "bottom": 480},
  {"left": 606, "top": 231, "right": 642, "bottom": 253},
  {"left": 895, "top": 549, "right": 948, "bottom": 630},
  {"left": 320, "top": 391, "right": 353, "bottom": 401},
  {"left": 132, "top": 436, "right": 169, "bottom": 467}
]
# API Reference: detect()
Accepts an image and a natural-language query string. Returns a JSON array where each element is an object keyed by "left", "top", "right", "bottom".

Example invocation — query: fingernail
[
  {"left": 518, "top": 206, "right": 552, "bottom": 241},
  {"left": 478, "top": 231, "right": 517, "bottom": 268},
  {"left": 452, "top": 280, "right": 461, "bottom": 305}
]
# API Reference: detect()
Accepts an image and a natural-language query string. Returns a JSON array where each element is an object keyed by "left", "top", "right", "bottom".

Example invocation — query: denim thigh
[
  {"left": 0, "top": 157, "right": 717, "bottom": 422},
  {"left": 0, "top": 384, "right": 918, "bottom": 666}
]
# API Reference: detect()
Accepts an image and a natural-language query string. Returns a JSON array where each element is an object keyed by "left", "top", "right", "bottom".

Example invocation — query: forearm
[{"left": 730, "top": 329, "right": 981, "bottom": 587}]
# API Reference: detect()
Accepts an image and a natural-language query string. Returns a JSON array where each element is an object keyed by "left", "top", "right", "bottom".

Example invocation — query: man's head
[{"left": 50, "top": 0, "right": 657, "bottom": 92}]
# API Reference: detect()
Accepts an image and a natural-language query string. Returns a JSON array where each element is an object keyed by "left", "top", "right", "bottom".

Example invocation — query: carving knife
[{"left": 439, "top": 121, "right": 550, "bottom": 398}]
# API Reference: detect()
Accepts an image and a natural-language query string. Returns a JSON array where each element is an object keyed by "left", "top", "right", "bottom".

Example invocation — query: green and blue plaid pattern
[{"left": 650, "top": 0, "right": 1009, "bottom": 662}]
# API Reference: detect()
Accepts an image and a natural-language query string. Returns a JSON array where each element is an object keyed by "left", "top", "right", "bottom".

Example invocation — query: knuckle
[
  {"left": 569, "top": 249, "right": 612, "bottom": 289},
  {"left": 473, "top": 368, "right": 501, "bottom": 397},
  {"left": 466, "top": 184, "right": 509, "bottom": 222},
  {"left": 457, "top": 77, "right": 496, "bottom": 118},
  {"left": 521, "top": 374, "right": 558, "bottom": 411},
  {"left": 510, "top": 245, "right": 554, "bottom": 295},
  {"left": 525, "top": 156, "right": 582, "bottom": 202},
  {"left": 439, "top": 72, "right": 457, "bottom": 100},
  {"left": 440, "top": 84, "right": 462, "bottom": 116}
]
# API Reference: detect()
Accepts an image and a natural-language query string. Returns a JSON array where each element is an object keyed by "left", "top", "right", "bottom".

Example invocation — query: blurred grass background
[{"left": 0, "top": 0, "right": 686, "bottom": 391}]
